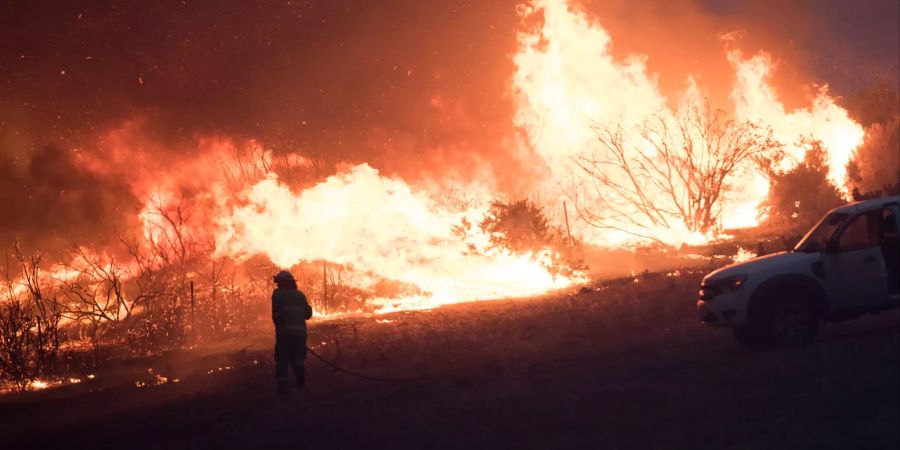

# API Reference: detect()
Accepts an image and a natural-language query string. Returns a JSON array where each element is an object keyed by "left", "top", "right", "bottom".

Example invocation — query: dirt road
[{"left": 2, "top": 272, "right": 898, "bottom": 449}]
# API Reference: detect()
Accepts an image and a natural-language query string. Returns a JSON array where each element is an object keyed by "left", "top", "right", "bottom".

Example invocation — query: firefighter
[{"left": 271, "top": 270, "right": 313, "bottom": 394}]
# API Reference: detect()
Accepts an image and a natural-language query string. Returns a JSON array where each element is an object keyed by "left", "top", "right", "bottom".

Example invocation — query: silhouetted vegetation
[
  {"left": 577, "top": 104, "right": 780, "bottom": 237},
  {"left": 846, "top": 80, "right": 900, "bottom": 198},
  {"left": 455, "top": 199, "right": 586, "bottom": 278},
  {"left": 758, "top": 140, "right": 846, "bottom": 236}
]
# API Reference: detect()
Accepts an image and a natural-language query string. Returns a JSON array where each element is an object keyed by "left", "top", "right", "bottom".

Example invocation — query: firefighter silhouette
[{"left": 271, "top": 270, "right": 313, "bottom": 394}]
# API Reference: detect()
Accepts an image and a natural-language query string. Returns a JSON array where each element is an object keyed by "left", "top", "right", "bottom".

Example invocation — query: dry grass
[{"left": 0, "top": 270, "right": 897, "bottom": 450}]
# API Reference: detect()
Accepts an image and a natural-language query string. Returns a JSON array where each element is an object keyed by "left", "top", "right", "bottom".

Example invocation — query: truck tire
[
  {"left": 733, "top": 295, "right": 820, "bottom": 350},
  {"left": 765, "top": 299, "right": 819, "bottom": 347},
  {"left": 732, "top": 324, "right": 768, "bottom": 351}
]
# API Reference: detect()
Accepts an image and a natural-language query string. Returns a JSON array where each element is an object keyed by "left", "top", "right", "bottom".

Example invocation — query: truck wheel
[
  {"left": 733, "top": 297, "right": 820, "bottom": 350},
  {"left": 732, "top": 324, "right": 768, "bottom": 351},
  {"left": 766, "top": 299, "right": 819, "bottom": 347}
]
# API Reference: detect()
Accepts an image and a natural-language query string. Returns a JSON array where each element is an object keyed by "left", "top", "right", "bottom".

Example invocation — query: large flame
[
  {"left": 7, "top": 0, "right": 868, "bottom": 315},
  {"left": 215, "top": 164, "right": 581, "bottom": 311},
  {"left": 212, "top": 0, "right": 865, "bottom": 310},
  {"left": 728, "top": 50, "right": 865, "bottom": 188},
  {"left": 512, "top": 0, "right": 864, "bottom": 244}
]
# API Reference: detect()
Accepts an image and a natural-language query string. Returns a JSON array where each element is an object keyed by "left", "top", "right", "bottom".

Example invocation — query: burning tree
[
  {"left": 575, "top": 105, "right": 780, "bottom": 239},
  {"left": 58, "top": 247, "right": 134, "bottom": 361}
]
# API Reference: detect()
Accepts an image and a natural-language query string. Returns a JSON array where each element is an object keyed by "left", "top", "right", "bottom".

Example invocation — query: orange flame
[
  {"left": 728, "top": 50, "right": 865, "bottom": 190},
  {"left": 10, "top": 0, "right": 867, "bottom": 315},
  {"left": 512, "top": 0, "right": 864, "bottom": 243},
  {"left": 215, "top": 164, "right": 583, "bottom": 312}
]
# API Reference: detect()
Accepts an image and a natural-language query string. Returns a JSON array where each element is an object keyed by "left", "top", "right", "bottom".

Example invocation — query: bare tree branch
[{"left": 575, "top": 103, "right": 780, "bottom": 237}]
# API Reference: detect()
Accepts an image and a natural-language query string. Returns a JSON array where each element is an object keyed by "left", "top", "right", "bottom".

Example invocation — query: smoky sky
[
  {"left": 1, "top": 0, "right": 897, "bottom": 252},
  {"left": 1, "top": 0, "right": 520, "bottom": 159}
]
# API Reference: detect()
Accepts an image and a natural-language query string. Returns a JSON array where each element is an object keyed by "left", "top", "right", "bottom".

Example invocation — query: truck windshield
[{"left": 794, "top": 212, "right": 850, "bottom": 253}]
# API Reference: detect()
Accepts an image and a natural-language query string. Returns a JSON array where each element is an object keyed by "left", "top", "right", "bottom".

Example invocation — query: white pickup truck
[{"left": 697, "top": 195, "right": 900, "bottom": 349}]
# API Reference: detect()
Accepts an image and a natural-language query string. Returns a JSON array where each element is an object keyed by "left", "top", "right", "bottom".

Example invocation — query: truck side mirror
[{"left": 824, "top": 238, "right": 839, "bottom": 254}]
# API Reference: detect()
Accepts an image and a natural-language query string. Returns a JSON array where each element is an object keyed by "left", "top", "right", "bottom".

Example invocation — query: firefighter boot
[{"left": 296, "top": 367, "right": 306, "bottom": 388}]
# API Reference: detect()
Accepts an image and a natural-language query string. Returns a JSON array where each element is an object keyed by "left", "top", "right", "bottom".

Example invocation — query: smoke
[{"left": 0, "top": 143, "right": 134, "bottom": 253}]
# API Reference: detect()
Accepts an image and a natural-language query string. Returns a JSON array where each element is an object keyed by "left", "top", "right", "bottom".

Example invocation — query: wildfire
[
  {"left": 729, "top": 50, "right": 865, "bottom": 189},
  {"left": 215, "top": 164, "right": 583, "bottom": 312},
  {"left": 24, "top": 377, "right": 84, "bottom": 392},
  {"left": 104, "top": 0, "right": 865, "bottom": 312},
  {"left": 513, "top": 0, "right": 864, "bottom": 243},
  {"left": 3, "top": 0, "right": 867, "bottom": 316}
]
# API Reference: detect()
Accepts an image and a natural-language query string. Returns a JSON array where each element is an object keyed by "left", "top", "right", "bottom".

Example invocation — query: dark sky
[
  {"left": 1, "top": 0, "right": 897, "bottom": 251},
  {"left": 708, "top": 0, "right": 900, "bottom": 93}
]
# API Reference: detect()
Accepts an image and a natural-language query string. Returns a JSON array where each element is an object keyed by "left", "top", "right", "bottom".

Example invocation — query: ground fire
[{"left": 1, "top": 1, "right": 898, "bottom": 449}]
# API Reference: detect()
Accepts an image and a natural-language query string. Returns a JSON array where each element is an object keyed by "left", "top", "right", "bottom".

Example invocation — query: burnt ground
[{"left": 1, "top": 272, "right": 898, "bottom": 450}]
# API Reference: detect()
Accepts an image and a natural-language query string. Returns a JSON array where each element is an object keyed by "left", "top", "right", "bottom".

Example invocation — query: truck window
[
  {"left": 837, "top": 211, "right": 880, "bottom": 252},
  {"left": 881, "top": 209, "right": 898, "bottom": 240},
  {"left": 882, "top": 209, "right": 900, "bottom": 295},
  {"left": 795, "top": 212, "right": 849, "bottom": 252}
]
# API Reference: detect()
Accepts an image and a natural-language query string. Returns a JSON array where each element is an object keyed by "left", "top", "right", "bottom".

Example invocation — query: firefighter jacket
[{"left": 272, "top": 288, "right": 313, "bottom": 335}]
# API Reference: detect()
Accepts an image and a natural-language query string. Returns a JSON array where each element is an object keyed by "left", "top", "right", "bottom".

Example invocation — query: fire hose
[{"left": 305, "top": 346, "right": 420, "bottom": 382}]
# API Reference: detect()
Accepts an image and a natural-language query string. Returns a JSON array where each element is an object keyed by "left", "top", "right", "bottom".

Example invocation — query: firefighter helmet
[{"left": 273, "top": 270, "right": 295, "bottom": 283}]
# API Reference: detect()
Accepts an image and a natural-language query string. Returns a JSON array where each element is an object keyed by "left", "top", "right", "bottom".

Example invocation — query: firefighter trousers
[{"left": 275, "top": 332, "right": 307, "bottom": 387}]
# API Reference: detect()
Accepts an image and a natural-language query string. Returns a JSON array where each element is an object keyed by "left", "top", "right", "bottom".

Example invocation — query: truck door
[
  {"left": 822, "top": 209, "right": 889, "bottom": 309},
  {"left": 880, "top": 208, "right": 900, "bottom": 298}
]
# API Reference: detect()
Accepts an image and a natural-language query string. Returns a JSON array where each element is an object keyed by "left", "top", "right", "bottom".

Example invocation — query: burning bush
[
  {"left": 1, "top": 245, "right": 63, "bottom": 391},
  {"left": 454, "top": 199, "right": 586, "bottom": 278},
  {"left": 0, "top": 230, "right": 276, "bottom": 389},
  {"left": 847, "top": 116, "right": 900, "bottom": 198},
  {"left": 758, "top": 140, "right": 846, "bottom": 236},
  {"left": 479, "top": 199, "right": 557, "bottom": 254},
  {"left": 845, "top": 80, "right": 900, "bottom": 199}
]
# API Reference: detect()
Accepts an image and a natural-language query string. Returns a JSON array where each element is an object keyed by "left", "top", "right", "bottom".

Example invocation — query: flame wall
[{"left": 2, "top": 0, "right": 894, "bottom": 307}]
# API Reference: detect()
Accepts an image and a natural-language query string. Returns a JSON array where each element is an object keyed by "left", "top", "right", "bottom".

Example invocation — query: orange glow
[
  {"left": 728, "top": 50, "right": 865, "bottom": 192},
  {"left": 6, "top": 0, "right": 867, "bottom": 316},
  {"left": 82, "top": 0, "right": 864, "bottom": 312},
  {"left": 215, "top": 164, "right": 584, "bottom": 312},
  {"left": 512, "top": 0, "right": 864, "bottom": 244}
]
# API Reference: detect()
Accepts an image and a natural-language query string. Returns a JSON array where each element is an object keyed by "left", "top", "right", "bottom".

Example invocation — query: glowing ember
[
  {"left": 135, "top": 373, "right": 170, "bottom": 388},
  {"left": 207, "top": 366, "right": 234, "bottom": 375},
  {"left": 732, "top": 247, "right": 758, "bottom": 263}
]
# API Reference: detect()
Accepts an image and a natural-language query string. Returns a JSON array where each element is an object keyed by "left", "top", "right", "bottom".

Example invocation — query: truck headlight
[
  {"left": 700, "top": 274, "right": 747, "bottom": 298},
  {"left": 719, "top": 274, "right": 747, "bottom": 292}
]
